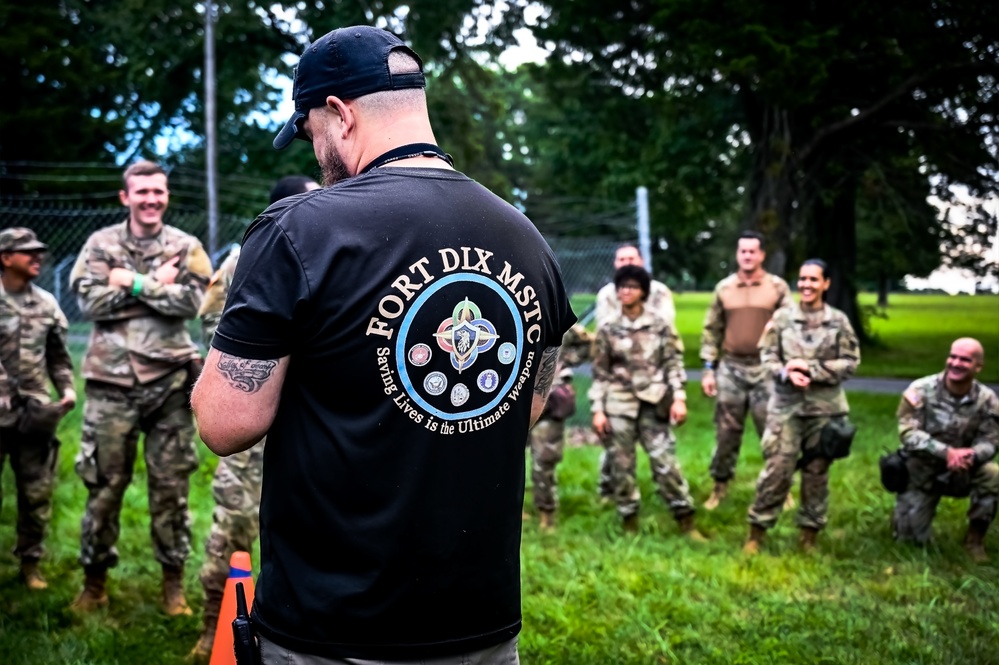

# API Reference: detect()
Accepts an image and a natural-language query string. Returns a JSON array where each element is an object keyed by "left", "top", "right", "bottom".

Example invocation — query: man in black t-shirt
[{"left": 191, "top": 25, "right": 575, "bottom": 665}]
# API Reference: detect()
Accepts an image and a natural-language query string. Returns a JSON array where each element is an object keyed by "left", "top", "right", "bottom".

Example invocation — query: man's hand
[
  {"left": 592, "top": 411, "right": 612, "bottom": 440},
  {"left": 789, "top": 370, "right": 811, "bottom": 389},
  {"left": 701, "top": 371, "right": 718, "bottom": 397},
  {"left": 154, "top": 256, "right": 181, "bottom": 285},
  {"left": 669, "top": 400, "right": 687, "bottom": 426},
  {"left": 108, "top": 268, "right": 136, "bottom": 288},
  {"left": 60, "top": 391, "right": 77, "bottom": 413},
  {"left": 0, "top": 395, "right": 10, "bottom": 412},
  {"left": 785, "top": 359, "right": 810, "bottom": 374},
  {"left": 946, "top": 447, "right": 976, "bottom": 472}
]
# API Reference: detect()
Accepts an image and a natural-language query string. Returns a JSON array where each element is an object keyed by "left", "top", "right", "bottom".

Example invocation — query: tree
[{"left": 521, "top": 0, "right": 999, "bottom": 336}]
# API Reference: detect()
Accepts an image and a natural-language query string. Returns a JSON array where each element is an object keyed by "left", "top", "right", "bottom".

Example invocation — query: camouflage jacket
[
  {"left": 897, "top": 373, "right": 999, "bottom": 464},
  {"left": 700, "top": 271, "right": 791, "bottom": 363},
  {"left": 69, "top": 220, "right": 211, "bottom": 386},
  {"left": 760, "top": 303, "right": 860, "bottom": 416},
  {"left": 595, "top": 279, "right": 675, "bottom": 328},
  {"left": 199, "top": 246, "right": 240, "bottom": 348},
  {"left": 588, "top": 309, "right": 686, "bottom": 419},
  {"left": 0, "top": 282, "right": 75, "bottom": 426}
]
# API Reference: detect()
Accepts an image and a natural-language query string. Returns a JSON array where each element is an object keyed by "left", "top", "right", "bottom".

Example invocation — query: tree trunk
[
  {"left": 808, "top": 167, "right": 869, "bottom": 343},
  {"left": 877, "top": 272, "right": 889, "bottom": 308},
  {"left": 743, "top": 105, "right": 796, "bottom": 280}
]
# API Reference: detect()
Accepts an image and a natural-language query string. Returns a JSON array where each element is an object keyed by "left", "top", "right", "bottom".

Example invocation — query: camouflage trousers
[
  {"left": 748, "top": 412, "right": 833, "bottom": 531},
  {"left": 0, "top": 427, "right": 60, "bottom": 561},
  {"left": 200, "top": 439, "right": 265, "bottom": 599},
  {"left": 709, "top": 359, "right": 769, "bottom": 482},
  {"left": 892, "top": 456, "right": 999, "bottom": 544},
  {"left": 75, "top": 369, "right": 198, "bottom": 570},
  {"left": 604, "top": 402, "right": 694, "bottom": 520},
  {"left": 529, "top": 418, "right": 564, "bottom": 512}
]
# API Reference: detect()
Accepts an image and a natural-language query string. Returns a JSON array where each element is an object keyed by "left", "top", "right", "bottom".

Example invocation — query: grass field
[
  {"left": 571, "top": 292, "right": 999, "bottom": 383},
  {"left": 2, "top": 294, "right": 998, "bottom": 663}
]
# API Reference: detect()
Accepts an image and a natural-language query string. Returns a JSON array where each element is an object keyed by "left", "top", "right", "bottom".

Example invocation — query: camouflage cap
[{"left": 0, "top": 228, "right": 47, "bottom": 253}]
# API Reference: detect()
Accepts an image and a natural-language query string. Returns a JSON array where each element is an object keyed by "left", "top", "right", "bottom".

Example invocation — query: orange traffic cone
[{"left": 209, "top": 551, "right": 256, "bottom": 665}]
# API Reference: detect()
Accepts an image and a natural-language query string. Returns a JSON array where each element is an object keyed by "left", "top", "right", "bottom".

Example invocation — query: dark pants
[{"left": 0, "top": 426, "right": 60, "bottom": 561}]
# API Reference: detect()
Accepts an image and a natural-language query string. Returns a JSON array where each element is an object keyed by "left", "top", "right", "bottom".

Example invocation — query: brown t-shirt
[{"left": 700, "top": 271, "right": 791, "bottom": 362}]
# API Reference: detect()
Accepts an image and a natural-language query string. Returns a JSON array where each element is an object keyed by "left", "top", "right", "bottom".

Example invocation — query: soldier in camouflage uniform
[
  {"left": 744, "top": 260, "right": 860, "bottom": 555},
  {"left": 190, "top": 175, "right": 318, "bottom": 662},
  {"left": 589, "top": 266, "right": 704, "bottom": 538},
  {"left": 69, "top": 161, "right": 212, "bottom": 614},
  {"left": 892, "top": 338, "right": 999, "bottom": 562},
  {"left": 527, "top": 323, "right": 592, "bottom": 531},
  {"left": 0, "top": 228, "right": 76, "bottom": 590},
  {"left": 594, "top": 244, "right": 675, "bottom": 500},
  {"left": 700, "top": 231, "right": 791, "bottom": 510}
]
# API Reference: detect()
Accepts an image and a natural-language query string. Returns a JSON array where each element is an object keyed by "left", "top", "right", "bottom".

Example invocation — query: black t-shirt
[{"left": 213, "top": 167, "right": 576, "bottom": 660}]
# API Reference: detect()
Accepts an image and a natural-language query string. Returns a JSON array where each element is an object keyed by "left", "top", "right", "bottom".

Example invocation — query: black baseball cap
[{"left": 273, "top": 26, "right": 426, "bottom": 150}]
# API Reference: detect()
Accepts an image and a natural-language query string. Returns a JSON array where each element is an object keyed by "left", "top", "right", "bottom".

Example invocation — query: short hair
[
  {"left": 270, "top": 175, "right": 317, "bottom": 204},
  {"left": 737, "top": 230, "right": 766, "bottom": 248},
  {"left": 613, "top": 265, "right": 651, "bottom": 300},
  {"left": 801, "top": 258, "right": 829, "bottom": 279},
  {"left": 355, "top": 50, "right": 426, "bottom": 114},
  {"left": 122, "top": 160, "right": 167, "bottom": 190}
]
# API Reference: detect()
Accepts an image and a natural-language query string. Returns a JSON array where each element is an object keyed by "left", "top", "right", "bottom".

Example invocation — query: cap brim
[
  {"left": 273, "top": 111, "right": 308, "bottom": 150},
  {"left": 14, "top": 241, "right": 47, "bottom": 251}
]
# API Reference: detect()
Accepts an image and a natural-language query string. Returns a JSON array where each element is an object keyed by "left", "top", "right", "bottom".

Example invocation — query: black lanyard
[{"left": 359, "top": 143, "right": 454, "bottom": 175}]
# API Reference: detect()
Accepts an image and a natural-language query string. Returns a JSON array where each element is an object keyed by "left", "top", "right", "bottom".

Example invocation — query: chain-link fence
[{"left": 1, "top": 162, "right": 639, "bottom": 324}]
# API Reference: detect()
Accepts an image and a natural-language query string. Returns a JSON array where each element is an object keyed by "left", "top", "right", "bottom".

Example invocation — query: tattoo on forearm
[
  {"left": 534, "top": 346, "right": 560, "bottom": 399},
  {"left": 216, "top": 353, "right": 277, "bottom": 393}
]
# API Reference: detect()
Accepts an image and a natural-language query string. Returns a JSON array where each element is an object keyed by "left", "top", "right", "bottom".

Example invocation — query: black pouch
[
  {"left": 820, "top": 415, "right": 857, "bottom": 460},
  {"left": 16, "top": 397, "right": 65, "bottom": 437},
  {"left": 879, "top": 449, "right": 909, "bottom": 493},
  {"left": 544, "top": 383, "right": 576, "bottom": 421}
]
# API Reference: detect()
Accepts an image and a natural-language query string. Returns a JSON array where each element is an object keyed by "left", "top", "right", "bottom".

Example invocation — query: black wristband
[{"left": 703, "top": 361, "right": 716, "bottom": 371}]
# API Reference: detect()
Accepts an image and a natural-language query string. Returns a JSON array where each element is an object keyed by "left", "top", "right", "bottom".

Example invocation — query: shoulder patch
[{"left": 903, "top": 387, "right": 923, "bottom": 408}]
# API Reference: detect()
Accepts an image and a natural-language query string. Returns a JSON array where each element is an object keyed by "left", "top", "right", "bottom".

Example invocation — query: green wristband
[{"left": 131, "top": 273, "right": 144, "bottom": 297}]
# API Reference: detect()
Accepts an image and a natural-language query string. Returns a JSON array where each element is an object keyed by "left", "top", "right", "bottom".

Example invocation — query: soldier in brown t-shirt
[{"left": 700, "top": 231, "right": 791, "bottom": 510}]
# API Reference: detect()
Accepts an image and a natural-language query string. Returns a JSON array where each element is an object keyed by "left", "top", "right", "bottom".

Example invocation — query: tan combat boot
[
  {"left": 743, "top": 525, "right": 766, "bottom": 555},
  {"left": 20, "top": 560, "right": 48, "bottom": 590},
  {"left": 71, "top": 568, "right": 109, "bottom": 612},
  {"left": 678, "top": 514, "right": 708, "bottom": 542},
  {"left": 703, "top": 481, "right": 728, "bottom": 511},
  {"left": 964, "top": 520, "right": 989, "bottom": 563},
  {"left": 799, "top": 526, "right": 819, "bottom": 553},
  {"left": 622, "top": 513, "right": 640, "bottom": 534},
  {"left": 188, "top": 587, "right": 224, "bottom": 663},
  {"left": 539, "top": 510, "right": 556, "bottom": 532},
  {"left": 162, "top": 565, "right": 193, "bottom": 616}
]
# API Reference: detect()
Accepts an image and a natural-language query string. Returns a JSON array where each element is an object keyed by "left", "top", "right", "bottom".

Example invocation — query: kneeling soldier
[{"left": 893, "top": 338, "right": 999, "bottom": 562}]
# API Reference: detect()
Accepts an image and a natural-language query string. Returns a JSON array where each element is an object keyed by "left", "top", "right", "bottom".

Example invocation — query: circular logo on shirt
[
  {"left": 424, "top": 371, "right": 448, "bottom": 396},
  {"left": 477, "top": 369, "right": 500, "bottom": 393},
  {"left": 408, "top": 343, "right": 432, "bottom": 366},
  {"left": 497, "top": 343, "right": 517, "bottom": 365},
  {"left": 451, "top": 383, "right": 470, "bottom": 407},
  {"left": 394, "top": 273, "right": 524, "bottom": 421}
]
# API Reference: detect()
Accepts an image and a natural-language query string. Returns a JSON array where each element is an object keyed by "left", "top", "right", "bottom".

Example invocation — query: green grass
[
  {"left": 573, "top": 292, "right": 999, "bottom": 383},
  {"left": 3, "top": 387, "right": 998, "bottom": 663}
]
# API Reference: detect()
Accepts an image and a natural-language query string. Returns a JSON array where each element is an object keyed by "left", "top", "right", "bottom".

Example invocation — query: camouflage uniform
[
  {"left": 529, "top": 324, "right": 592, "bottom": 513},
  {"left": 588, "top": 311, "right": 692, "bottom": 520},
  {"left": 595, "top": 279, "right": 676, "bottom": 497},
  {"left": 748, "top": 303, "right": 860, "bottom": 531},
  {"left": 0, "top": 278, "right": 75, "bottom": 562},
  {"left": 701, "top": 272, "right": 790, "bottom": 482},
  {"left": 70, "top": 220, "right": 211, "bottom": 571},
  {"left": 893, "top": 374, "right": 999, "bottom": 544},
  {"left": 197, "top": 247, "right": 266, "bottom": 607}
]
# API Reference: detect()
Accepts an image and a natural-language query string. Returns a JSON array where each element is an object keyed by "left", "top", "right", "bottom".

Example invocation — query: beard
[{"left": 320, "top": 141, "right": 352, "bottom": 188}]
